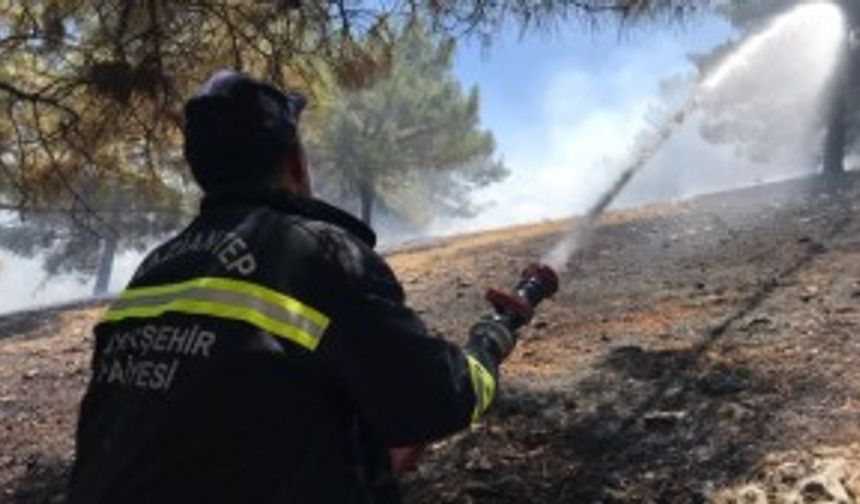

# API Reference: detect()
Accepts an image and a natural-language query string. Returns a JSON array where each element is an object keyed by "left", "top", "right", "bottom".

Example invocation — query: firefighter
[{"left": 68, "top": 71, "right": 518, "bottom": 504}]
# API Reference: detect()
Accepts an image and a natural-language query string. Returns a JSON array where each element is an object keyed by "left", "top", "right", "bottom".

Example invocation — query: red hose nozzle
[{"left": 485, "top": 263, "right": 559, "bottom": 329}]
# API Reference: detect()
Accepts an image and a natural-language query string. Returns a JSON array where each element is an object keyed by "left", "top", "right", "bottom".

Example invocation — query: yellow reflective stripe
[
  {"left": 104, "top": 277, "right": 330, "bottom": 352},
  {"left": 465, "top": 354, "right": 496, "bottom": 423},
  {"left": 117, "top": 277, "right": 328, "bottom": 328},
  {"left": 110, "top": 288, "right": 324, "bottom": 340},
  {"left": 104, "top": 299, "right": 320, "bottom": 350}
]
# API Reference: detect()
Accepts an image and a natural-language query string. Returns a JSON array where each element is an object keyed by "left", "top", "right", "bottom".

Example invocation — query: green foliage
[
  {"left": 0, "top": 1, "right": 385, "bottom": 282},
  {"left": 715, "top": 0, "right": 786, "bottom": 28},
  {"left": 0, "top": 0, "right": 713, "bottom": 215},
  {"left": 307, "top": 25, "right": 507, "bottom": 227}
]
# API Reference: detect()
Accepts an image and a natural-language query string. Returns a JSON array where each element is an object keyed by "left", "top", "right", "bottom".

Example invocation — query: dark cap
[
  {"left": 182, "top": 71, "right": 307, "bottom": 192},
  {"left": 191, "top": 70, "right": 307, "bottom": 132}
]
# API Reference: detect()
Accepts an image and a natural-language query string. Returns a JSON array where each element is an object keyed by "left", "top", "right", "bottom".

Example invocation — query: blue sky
[
  {"left": 439, "top": 13, "right": 736, "bottom": 231},
  {"left": 439, "top": 3, "right": 850, "bottom": 235},
  {"left": 454, "top": 17, "right": 733, "bottom": 141}
]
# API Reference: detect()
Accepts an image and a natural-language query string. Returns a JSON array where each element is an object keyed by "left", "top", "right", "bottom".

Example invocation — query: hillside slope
[{"left": 3, "top": 175, "right": 860, "bottom": 503}]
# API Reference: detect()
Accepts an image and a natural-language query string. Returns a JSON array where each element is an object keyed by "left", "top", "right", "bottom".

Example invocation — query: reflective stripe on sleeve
[
  {"left": 465, "top": 354, "right": 496, "bottom": 423},
  {"left": 103, "top": 277, "right": 330, "bottom": 351}
]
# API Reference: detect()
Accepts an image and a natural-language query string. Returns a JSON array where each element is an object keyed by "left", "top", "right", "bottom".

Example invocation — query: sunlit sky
[
  {"left": 8, "top": 6, "right": 841, "bottom": 312},
  {"left": 444, "top": 14, "right": 736, "bottom": 231}
]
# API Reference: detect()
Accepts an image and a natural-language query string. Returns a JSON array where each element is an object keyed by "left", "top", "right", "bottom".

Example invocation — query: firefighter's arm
[{"left": 317, "top": 236, "right": 508, "bottom": 447}]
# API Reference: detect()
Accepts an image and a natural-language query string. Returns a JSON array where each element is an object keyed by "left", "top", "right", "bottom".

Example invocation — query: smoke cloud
[
  {"left": 0, "top": 250, "right": 140, "bottom": 313},
  {"left": 437, "top": 3, "right": 846, "bottom": 248},
  {"left": 430, "top": 67, "right": 658, "bottom": 235}
]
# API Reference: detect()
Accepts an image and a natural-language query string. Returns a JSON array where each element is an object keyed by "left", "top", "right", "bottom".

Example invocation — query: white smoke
[
  {"left": 435, "top": 4, "right": 847, "bottom": 249},
  {"left": 0, "top": 250, "right": 142, "bottom": 314},
  {"left": 429, "top": 64, "right": 665, "bottom": 236},
  {"left": 540, "top": 2, "right": 848, "bottom": 272}
]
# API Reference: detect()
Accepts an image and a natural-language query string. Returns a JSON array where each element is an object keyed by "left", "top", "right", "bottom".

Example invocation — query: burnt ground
[{"left": 4, "top": 174, "right": 860, "bottom": 503}]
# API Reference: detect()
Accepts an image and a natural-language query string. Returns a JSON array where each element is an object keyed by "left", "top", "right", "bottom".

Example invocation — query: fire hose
[
  {"left": 390, "top": 263, "right": 559, "bottom": 475},
  {"left": 472, "top": 262, "right": 559, "bottom": 359}
]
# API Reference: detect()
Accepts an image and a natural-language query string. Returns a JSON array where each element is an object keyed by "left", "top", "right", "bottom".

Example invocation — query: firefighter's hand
[
  {"left": 389, "top": 444, "right": 426, "bottom": 476},
  {"left": 468, "top": 319, "right": 516, "bottom": 362}
]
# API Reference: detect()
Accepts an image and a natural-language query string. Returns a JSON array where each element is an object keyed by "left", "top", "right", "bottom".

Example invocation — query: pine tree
[{"left": 308, "top": 25, "right": 507, "bottom": 227}]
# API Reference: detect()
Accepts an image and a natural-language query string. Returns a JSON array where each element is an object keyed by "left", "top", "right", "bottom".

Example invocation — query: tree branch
[{"left": 0, "top": 80, "right": 80, "bottom": 120}]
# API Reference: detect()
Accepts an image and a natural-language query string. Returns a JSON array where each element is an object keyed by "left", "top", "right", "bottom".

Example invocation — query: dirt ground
[{"left": 3, "top": 174, "right": 860, "bottom": 503}]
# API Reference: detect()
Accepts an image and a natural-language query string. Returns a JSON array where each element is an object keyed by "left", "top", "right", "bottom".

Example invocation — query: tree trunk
[
  {"left": 823, "top": 26, "right": 853, "bottom": 180},
  {"left": 358, "top": 178, "right": 375, "bottom": 225},
  {"left": 824, "top": 97, "right": 846, "bottom": 179},
  {"left": 93, "top": 234, "right": 118, "bottom": 296},
  {"left": 93, "top": 179, "right": 122, "bottom": 296}
]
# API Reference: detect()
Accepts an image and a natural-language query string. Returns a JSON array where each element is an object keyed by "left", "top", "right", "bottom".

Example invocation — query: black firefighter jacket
[{"left": 68, "top": 190, "right": 499, "bottom": 504}]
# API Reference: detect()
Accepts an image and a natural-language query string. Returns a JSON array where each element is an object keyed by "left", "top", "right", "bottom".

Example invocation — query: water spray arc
[{"left": 542, "top": 2, "right": 848, "bottom": 274}]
